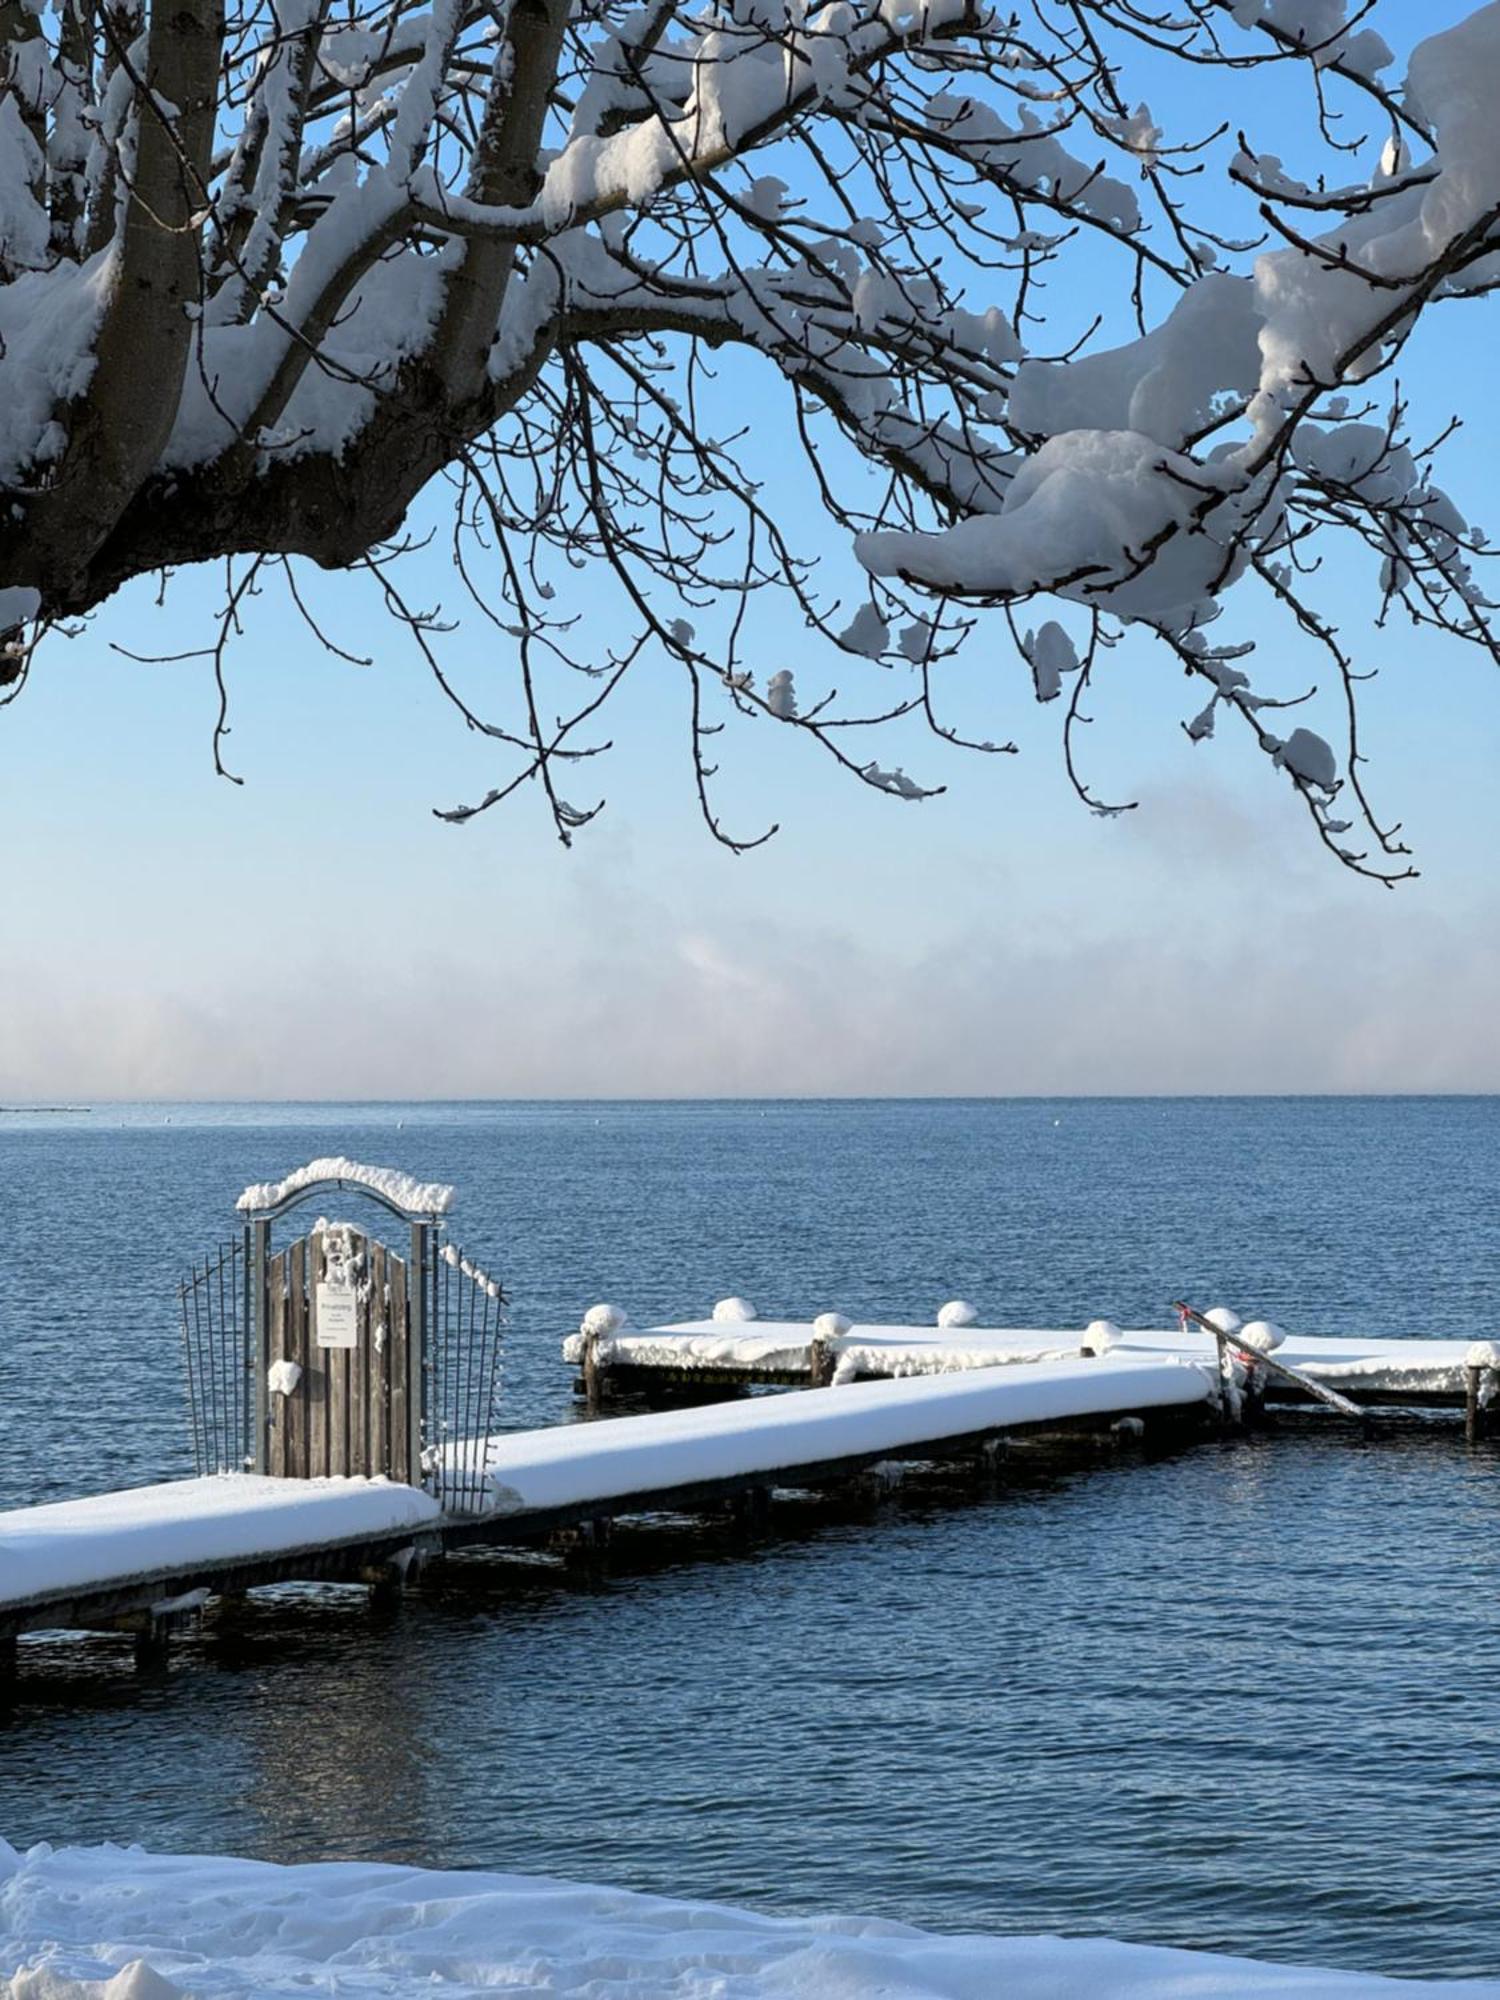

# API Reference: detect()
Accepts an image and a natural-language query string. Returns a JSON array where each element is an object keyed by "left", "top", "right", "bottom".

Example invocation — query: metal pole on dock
[{"left": 1173, "top": 1301, "right": 1367, "bottom": 1428}]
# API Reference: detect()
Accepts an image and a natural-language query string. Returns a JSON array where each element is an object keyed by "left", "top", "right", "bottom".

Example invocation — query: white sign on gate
[{"left": 316, "top": 1281, "right": 359, "bottom": 1349}]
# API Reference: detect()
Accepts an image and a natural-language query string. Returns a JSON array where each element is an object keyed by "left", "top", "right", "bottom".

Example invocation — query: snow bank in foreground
[
  {"left": 2, "top": 1844, "right": 1494, "bottom": 2000},
  {"left": 11, "top": 1840, "right": 1500, "bottom": 2000}
]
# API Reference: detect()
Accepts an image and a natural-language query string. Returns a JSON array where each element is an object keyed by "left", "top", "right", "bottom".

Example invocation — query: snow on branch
[{"left": 1, "top": 0, "right": 1498, "bottom": 873}]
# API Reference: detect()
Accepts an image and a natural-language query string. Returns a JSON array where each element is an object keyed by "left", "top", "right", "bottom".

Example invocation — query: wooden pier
[
  {"left": 6, "top": 1161, "right": 1498, "bottom": 1684},
  {"left": 2, "top": 1352, "right": 1213, "bottom": 1671}
]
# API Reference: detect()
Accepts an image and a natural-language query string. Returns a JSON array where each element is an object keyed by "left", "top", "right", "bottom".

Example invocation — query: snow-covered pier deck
[
  {"left": 1, "top": 1351, "right": 1213, "bottom": 1667},
  {"left": 564, "top": 1308, "right": 1491, "bottom": 1412}
]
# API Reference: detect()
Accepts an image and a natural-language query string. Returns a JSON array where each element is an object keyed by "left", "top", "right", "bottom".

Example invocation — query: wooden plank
[
  {"left": 327, "top": 1230, "right": 349, "bottom": 1478},
  {"left": 294, "top": 1235, "right": 318, "bottom": 1477},
  {"left": 350, "top": 1233, "right": 370, "bottom": 1478},
  {"left": 389, "top": 1252, "right": 409, "bottom": 1485},
  {"left": 268, "top": 1251, "right": 287, "bottom": 1478},
  {"left": 286, "top": 1241, "right": 307, "bottom": 1479},
  {"left": 308, "top": 1224, "right": 328, "bottom": 1480},
  {"left": 368, "top": 1242, "right": 389, "bottom": 1477}
]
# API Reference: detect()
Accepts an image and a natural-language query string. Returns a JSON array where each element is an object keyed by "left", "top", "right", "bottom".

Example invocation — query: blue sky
[{"left": 2, "top": 1, "right": 1497, "bottom": 1098}]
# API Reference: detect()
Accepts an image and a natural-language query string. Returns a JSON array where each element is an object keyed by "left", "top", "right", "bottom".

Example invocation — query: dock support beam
[
  {"left": 362, "top": 1546, "right": 420, "bottom": 1609},
  {"left": 725, "top": 1484, "right": 772, "bottom": 1535},
  {"left": 550, "top": 1516, "right": 613, "bottom": 1562},
  {"left": 809, "top": 1334, "right": 836, "bottom": 1388},
  {"left": 132, "top": 1622, "right": 173, "bottom": 1672}
]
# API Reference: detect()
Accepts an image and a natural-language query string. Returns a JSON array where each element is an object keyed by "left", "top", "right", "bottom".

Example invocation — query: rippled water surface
[{"left": 3, "top": 1099, "right": 1500, "bottom": 1979}]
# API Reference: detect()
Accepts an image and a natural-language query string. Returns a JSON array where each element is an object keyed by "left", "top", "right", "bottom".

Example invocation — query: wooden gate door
[{"left": 265, "top": 1225, "right": 416, "bottom": 1482}]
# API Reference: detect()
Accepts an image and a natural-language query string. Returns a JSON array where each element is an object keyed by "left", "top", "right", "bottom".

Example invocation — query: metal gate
[
  {"left": 179, "top": 1238, "right": 251, "bottom": 1476},
  {"left": 179, "top": 1166, "right": 505, "bottom": 1508},
  {"left": 431, "top": 1239, "right": 507, "bottom": 1511}
]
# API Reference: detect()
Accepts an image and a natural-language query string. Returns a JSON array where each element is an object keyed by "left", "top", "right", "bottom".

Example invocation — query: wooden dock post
[
  {"left": 1467, "top": 1366, "right": 1484, "bottom": 1444},
  {"left": 582, "top": 1328, "right": 611, "bottom": 1411},
  {"left": 132, "top": 1621, "right": 173, "bottom": 1672},
  {"left": 808, "top": 1313, "right": 849, "bottom": 1388},
  {"left": 577, "top": 1306, "right": 629, "bottom": 1412},
  {"left": 1212, "top": 1328, "right": 1240, "bottom": 1433},
  {"left": 1465, "top": 1347, "right": 1499, "bottom": 1443}
]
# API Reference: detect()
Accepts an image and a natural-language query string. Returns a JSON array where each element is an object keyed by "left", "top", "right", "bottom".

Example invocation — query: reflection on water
[{"left": 3, "top": 1100, "right": 1500, "bottom": 1979}]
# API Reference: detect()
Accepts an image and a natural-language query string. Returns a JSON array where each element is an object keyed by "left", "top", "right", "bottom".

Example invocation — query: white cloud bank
[{"left": 2, "top": 878, "right": 1495, "bottom": 1098}]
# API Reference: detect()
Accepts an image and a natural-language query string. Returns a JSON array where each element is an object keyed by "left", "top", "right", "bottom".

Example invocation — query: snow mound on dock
[
  {"left": 713, "top": 1297, "right": 758, "bottom": 1323},
  {"left": 580, "top": 1303, "right": 629, "bottom": 1340},
  {"left": 236, "top": 1159, "right": 455, "bottom": 1217},
  {"left": 1237, "top": 1321, "right": 1287, "bottom": 1355},
  {"left": 1, "top": 1843, "right": 1493, "bottom": 2000},
  {"left": 936, "top": 1301, "right": 978, "bottom": 1328}
]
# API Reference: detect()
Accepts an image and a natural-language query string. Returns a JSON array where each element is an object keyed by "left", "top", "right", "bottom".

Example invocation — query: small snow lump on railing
[{"left": 440, "top": 1241, "right": 503, "bottom": 1300}]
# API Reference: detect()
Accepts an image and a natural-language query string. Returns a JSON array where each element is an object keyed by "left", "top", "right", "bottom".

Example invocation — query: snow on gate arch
[{"left": 235, "top": 1159, "right": 456, "bottom": 1220}]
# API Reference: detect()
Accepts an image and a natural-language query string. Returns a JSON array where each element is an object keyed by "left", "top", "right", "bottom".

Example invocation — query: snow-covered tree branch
[{"left": 2, "top": 0, "right": 1498, "bottom": 872}]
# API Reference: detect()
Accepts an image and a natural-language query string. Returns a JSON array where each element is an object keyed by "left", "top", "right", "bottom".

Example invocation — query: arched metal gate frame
[
  {"left": 242, "top": 1175, "right": 441, "bottom": 1486},
  {"left": 179, "top": 1172, "right": 505, "bottom": 1508}
]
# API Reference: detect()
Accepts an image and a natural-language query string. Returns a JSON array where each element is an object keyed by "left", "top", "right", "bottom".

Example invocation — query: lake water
[{"left": 3, "top": 1099, "right": 1499, "bottom": 1980}]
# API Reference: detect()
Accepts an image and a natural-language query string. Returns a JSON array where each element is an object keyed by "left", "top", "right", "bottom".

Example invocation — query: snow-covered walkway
[
  {"left": 465, "top": 1352, "right": 1207, "bottom": 1515},
  {"left": 3, "top": 1356, "right": 1209, "bottom": 1631},
  {"left": 3, "top": 1843, "right": 1495, "bottom": 2000},
  {"left": 0, "top": 1477, "right": 441, "bottom": 1615}
]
